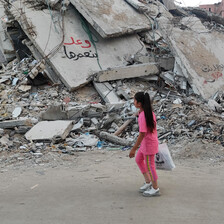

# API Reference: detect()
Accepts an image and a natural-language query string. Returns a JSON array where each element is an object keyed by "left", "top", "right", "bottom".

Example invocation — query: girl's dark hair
[{"left": 134, "top": 92, "right": 155, "bottom": 132}]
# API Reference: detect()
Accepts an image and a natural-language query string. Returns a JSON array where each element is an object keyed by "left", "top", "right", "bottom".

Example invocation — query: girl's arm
[{"left": 129, "top": 132, "right": 145, "bottom": 158}]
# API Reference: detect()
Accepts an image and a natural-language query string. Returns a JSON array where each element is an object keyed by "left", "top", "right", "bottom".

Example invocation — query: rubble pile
[
  {"left": 0, "top": 58, "right": 223, "bottom": 169},
  {"left": 0, "top": 0, "right": 224, "bottom": 169}
]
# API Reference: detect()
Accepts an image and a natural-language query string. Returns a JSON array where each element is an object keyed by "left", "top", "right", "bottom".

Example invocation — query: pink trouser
[{"left": 135, "top": 148, "right": 158, "bottom": 182}]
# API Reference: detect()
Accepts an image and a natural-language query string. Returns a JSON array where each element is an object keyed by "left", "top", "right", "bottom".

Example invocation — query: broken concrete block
[
  {"left": 25, "top": 120, "right": 74, "bottom": 141},
  {"left": 173, "top": 98, "right": 182, "bottom": 104},
  {"left": 71, "top": 119, "right": 84, "bottom": 131},
  {"left": 94, "top": 63, "right": 159, "bottom": 82},
  {"left": 40, "top": 105, "right": 68, "bottom": 121},
  {"left": 124, "top": 0, "right": 148, "bottom": 13},
  {"left": 18, "top": 85, "right": 32, "bottom": 92},
  {"left": 68, "top": 107, "right": 85, "bottom": 120},
  {"left": 48, "top": 0, "right": 60, "bottom": 7},
  {"left": 139, "top": 75, "right": 159, "bottom": 81},
  {"left": 114, "top": 118, "right": 135, "bottom": 136},
  {"left": 91, "top": 118, "right": 99, "bottom": 125},
  {"left": 116, "top": 90, "right": 131, "bottom": 101},
  {"left": 0, "top": 128, "right": 4, "bottom": 135},
  {"left": 14, "top": 126, "right": 31, "bottom": 134},
  {"left": 157, "top": 56, "right": 175, "bottom": 71},
  {"left": 0, "top": 48, "right": 6, "bottom": 64},
  {"left": 0, "top": 118, "right": 37, "bottom": 129},
  {"left": 0, "top": 75, "right": 11, "bottom": 84},
  {"left": 70, "top": 0, "right": 152, "bottom": 38},
  {"left": 99, "top": 131, "right": 133, "bottom": 146},
  {"left": 133, "top": 54, "right": 151, "bottom": 64},
  {"left": 12, "top": 107, "right": 22, "bottom": 118},
  {"left": 158, "top": 15, "right": 224, "bottom": 99},
  {"left": 207, "top": 99, "right": 222, "bottom": 113},
  {"left": 188, "top": 7, "right": 224, "bottom": 26},
  {"left": 0, "top": 135, "right": 12, "bottom": 147},
  {"left": 70, "top": 134, "right": 99, "bottom": 147},
  {"left": 93, "top": 82, "right": 122, "bottom": 104},
  {"left": 162, "top": 0, "right": 176, "bottom": 11},
  {"left": 160, "top": 71, "right": 174, "bottom": 85},
  {"left": 0, "top": 8, "right": 16, "bottom": 62},
  {"left": 144, "top": 31, "right": 163, "bottom": 44}
]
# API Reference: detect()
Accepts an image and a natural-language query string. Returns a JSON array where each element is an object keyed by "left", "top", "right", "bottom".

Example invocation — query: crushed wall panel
[
  {"left": 158, "top": 15, "right": 224, "bottom": 99},
  {"left": 10, "top": 2, "right": 147, "bottom": 90},
  {"left": 70, "top": 0, "right": 152, "bottom": 38}
]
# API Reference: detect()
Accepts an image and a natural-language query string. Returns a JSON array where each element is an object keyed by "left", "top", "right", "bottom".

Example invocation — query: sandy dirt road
[{"left": 0, "top": 150, "right": 224, "bottom": 224}]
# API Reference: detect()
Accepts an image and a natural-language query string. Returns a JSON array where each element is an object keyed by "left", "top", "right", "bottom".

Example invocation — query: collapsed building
[{"left": 0, "top": 0, "right": 223, "bottom": 168}]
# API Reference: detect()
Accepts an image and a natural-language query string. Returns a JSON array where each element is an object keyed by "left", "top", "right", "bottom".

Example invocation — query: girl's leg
[
  {"left": 144, "top": 154, "right": 158, "bottom": 189},
  {"left": 135, "top": 149, "right": 151, "bottom": 183},
  {"left": 143, "top": 172, "right": 151, "bottom": 184}
]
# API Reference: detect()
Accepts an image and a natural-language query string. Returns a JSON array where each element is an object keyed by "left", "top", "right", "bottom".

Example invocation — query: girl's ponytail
[
  {"left": 135, "top": 92, "right": 155, "bottom": 133},
  {"left": 143, "top": 92, "right": 155, "bottom": 132}
]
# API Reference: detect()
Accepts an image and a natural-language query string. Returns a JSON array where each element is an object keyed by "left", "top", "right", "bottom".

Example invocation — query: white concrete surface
[
  {"left": 0, "top": 3, "right": 14, "bottom": 62},
  {"left": 70, "top": 0, "right": 152, "bottom": 38},
  {"left": 93, "top": 81, "right": 122, "bottom": 103},
  {"left": 95, "top": 63, "right": 159, "bottom": 82},
  {"left": 10, "top": 2, "right": 147, "bottom": 90},
  {"left": 159, "top": 15, "right": 224, "bottom": 99},
  {"left": 25, "top": 120, "right": 74, "bottom": 141}
]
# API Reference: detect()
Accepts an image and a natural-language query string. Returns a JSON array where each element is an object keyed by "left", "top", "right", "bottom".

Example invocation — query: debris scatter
[{"left": 0, "top": 0, "right": 223, "bottom": 170}]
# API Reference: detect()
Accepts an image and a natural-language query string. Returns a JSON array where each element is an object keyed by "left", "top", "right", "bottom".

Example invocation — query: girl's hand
[{"left": 129, "top": 148, "right": 136, "bottom": 158}]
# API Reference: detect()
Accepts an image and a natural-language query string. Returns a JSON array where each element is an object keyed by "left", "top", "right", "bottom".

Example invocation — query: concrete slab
[
  {"left": 93, "top": 82, "right": 122, "bottom": 104},
  {"left": 162, "top": 0, "right": 176, "bottom": 10},
  {"left": 94, "top": 63, "right": 159, "bottom": 82},
  {"left": 25, "top": 120, "right": 74, "bottom": 141},
  {"left": 10, "top": 2, "right": 148, "bottom": 91},
  {"left": 70, "top": 0, "right": 152, "bottom": 38},
  {"left": 158, "top": 15, "right": 224, "bottom": 99},
  {"left": 0, "top": 4, "right": 15, "bottom": 62},
  {"left": 0, "top": 119, "right": 37, "bottom": 129},
  {"left": 40, "top": 105, "right": 68, "bottom": 121}
]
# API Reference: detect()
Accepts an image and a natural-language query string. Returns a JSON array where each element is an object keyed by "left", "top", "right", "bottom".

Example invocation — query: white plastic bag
[{"left": 155, "top": 143, "right": 175, "bottom": 170}]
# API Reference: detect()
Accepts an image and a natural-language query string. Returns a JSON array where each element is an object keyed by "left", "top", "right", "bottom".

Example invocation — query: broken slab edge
[
  {"left": 25, "top": 120, "right": 74, "bottom": 142},
  {"left": 94, "top": 63, "right": 160, "bottom": 82}
]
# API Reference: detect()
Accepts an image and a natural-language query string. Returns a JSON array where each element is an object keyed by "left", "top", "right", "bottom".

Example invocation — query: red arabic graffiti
[
  {"left": 203, "top": 72, "right": 223, "bottom": 85},
  {"left": 64, "top": 37, "right": 91, "bottom": 48},
  {"left": 211, "top": 72, "right": 223, "bottom": 80}
]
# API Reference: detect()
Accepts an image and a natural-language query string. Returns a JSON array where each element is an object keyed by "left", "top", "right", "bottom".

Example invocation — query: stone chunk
[
  {"left": 207, "top": 99, "right": 222, "bottom": 113},
  {"left": 0, "top": 119, "right": 37, "bottom": 129},
  {"left": 99, "top": 131, "right": 133, "bottom": 146},
  {"left": 93, "top": 82, "right": 122, "bottom": 104},
  {"left": 70, "top": 0, "right": 151, "bottom": 38},
  {"left": 158, "top": 57, "right": 175, "bottom": 71},
  {"left": 40, "top": 105, "right": 68, "bottom": 121},
  {"left": 94, "top": 63, "right": 159, "bottom": 82},
  {"left": 25, "top": 120, "right": 74, "bottom": 141}
]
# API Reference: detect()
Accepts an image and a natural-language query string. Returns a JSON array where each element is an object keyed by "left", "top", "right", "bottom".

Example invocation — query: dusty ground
[{"left": 0, "top": 140, "right": 224, "bottom": 224}]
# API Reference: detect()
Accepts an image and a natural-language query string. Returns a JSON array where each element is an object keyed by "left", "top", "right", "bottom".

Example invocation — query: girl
[{"left": 129, "top": 92, "right": 160, "bottom": 197}]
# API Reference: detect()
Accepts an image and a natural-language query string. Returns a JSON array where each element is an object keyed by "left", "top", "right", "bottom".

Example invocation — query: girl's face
[{"left": 134, "top": 98, "right": 142, "bottom": 109}]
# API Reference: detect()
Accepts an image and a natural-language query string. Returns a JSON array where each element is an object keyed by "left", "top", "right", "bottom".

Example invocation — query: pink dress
[{"left": 138, "top": 111, "right": 159, "bottom": 155}]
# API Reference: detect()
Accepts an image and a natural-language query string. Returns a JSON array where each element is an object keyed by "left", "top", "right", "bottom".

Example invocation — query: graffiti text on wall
[
  {"left": 63, "top": 46, "right": 97, "bottom": 61},
  {"left": 64, "top": 37, "right": 91, "bottom": 48},
  {"left": 201, "top": 64, "right": 224, "bottom": 73},
  {"left": 201, "top": 64, "right": 223, "bottom": 85},
  {"left": 203, "top": 72, "right": 223, "bottom": 84}
]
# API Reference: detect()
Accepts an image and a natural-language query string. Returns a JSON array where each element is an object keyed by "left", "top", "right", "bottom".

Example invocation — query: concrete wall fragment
[
  {"left": 9, "top": 2, "right": 148, "bottom": 91},
  {"left": 158, "top": 11, "right": 224, "bottom": 99},
  {"left": 70, "top": 0, "right": 152, "bottom": 38}
]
